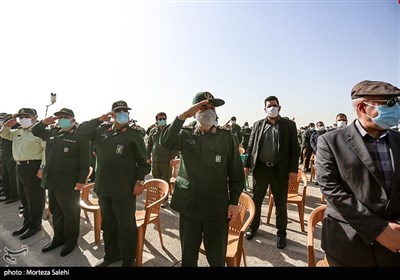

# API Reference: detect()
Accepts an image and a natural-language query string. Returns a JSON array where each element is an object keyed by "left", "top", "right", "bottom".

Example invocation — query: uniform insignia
[
  {"left": 116, "top": 144, "right": 124, "bottom": 154},
  {"left": 215, "top": 155, "right": 222, "bottom": 163},
  {"left": 185, "top": 139, "right": 195, "bottom": 145},
  {"left": 50, "top": 136, "right": 54, "bottom": 140},
  {"left": 204, "top": 92, "right": 213, "bottom": 100},
  {"left": 64, "top": 147, "right": 69, "bottom": 153}
]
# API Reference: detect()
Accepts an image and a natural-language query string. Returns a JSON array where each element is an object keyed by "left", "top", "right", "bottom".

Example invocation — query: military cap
[
  {"left": 112, "top": 100, "right": 131, "bottom": 111},
  {"left": 351, "top": 80, "right": 400, "bottom": 100},
  {"left": 14, "top": 108, "right": 37, "bottom": 117},
  {"left": 54, "top": 108, "right": 75, "bottom": 118},
  {"left": 192, "top": 91, "right": 225, "bottom": 107}
]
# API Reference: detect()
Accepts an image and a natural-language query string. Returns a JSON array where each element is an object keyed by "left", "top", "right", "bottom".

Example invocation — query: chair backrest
[
  {"left": 288, "top": 170, "right": 308, "bottom": 195},
  {"left": 307, "top": 204, "right": 327, "bottom": 267},
  {"left": 229, "top": 192, "right": 256, "bottom": 238},
  {"left": 80, "top": 182, "right": 98, "bottom": 210},
  {"left": 143, "top": 179, "right": 169, "bottom": 220}
]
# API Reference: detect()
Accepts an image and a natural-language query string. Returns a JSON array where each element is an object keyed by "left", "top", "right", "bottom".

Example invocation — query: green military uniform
[
  {"left": 160, "top": 117, "right": 244, "bottom": 266},
  {"left": 77, "top": 118, "right": 150, "bottom": 267},
  {"left": 32, "top": 120, "right": 91, "bottom": 247},
  {"left": 147, "top": 126, "right": 178, "bottom": 183}
]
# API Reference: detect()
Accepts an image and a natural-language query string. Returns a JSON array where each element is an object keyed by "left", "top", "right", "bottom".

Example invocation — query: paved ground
[{"left": 0, "top": 168, "right": 326, "bottom": 268}]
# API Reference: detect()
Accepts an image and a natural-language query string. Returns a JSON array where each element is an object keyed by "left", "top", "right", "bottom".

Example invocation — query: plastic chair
[
  {"left": 307, "top": 204, "right": 329, "bottom": 267},
  {"left": 199, "top": 192, "right": 256, "bottom": 266},
  {"left": 135, "top": 179, "right": 169, "bottom": 267},
  {"left": 79, "top": 182, "right": 102, "bottom": 244},
  {"left": 267, "top": 170, "right": 308, "bottom": 232},
  {"left": 169, "top": 158, "right": 180, "bottom": 195}
]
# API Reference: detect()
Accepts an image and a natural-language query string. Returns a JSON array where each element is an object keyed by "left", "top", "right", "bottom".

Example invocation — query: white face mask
[
  {"left": 336, "top": 120, "right": 347, "bottom": 129},
  {"left": 195, "top": 109, "right": 217, "bottom": 127},
  {"left": 266, "top": 106, "right": 279, "bottom": 118},
  {"left": 20, "top": 118, "right": 33, "bottom": 128}
]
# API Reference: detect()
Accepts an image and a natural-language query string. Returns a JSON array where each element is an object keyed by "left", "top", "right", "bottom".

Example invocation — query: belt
[{"left": 16, "top": 160, "right": 41, "bottom": 165}]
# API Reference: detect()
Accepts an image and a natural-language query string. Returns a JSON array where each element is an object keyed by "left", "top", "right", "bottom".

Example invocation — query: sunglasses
[
  {"left": 158, "top": 118, "right": 166, "bottom": 121},
  {"left": 114, "top": 109, "right": 128, "bottom": 113}
]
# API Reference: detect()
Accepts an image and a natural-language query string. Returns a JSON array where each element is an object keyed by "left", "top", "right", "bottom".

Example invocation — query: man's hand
[
  {"left": 288, "top": 172, "right": 297, "bottom": 184},
  {"left": 178, "top": 100, "right": 209, "bottom": 121},
  {"left": 74, "top": 183, "right": 85, "bottom": 191},
  {"left": 3, "top": 118, "right": 17, "bottom": 128},
  {"left": 375, "top": 222, "right": 400, "bottom": 253},
  {"left": 244, "top": 167, "right": 250, "bottom": 177},
  {"left": 98, "top": 112, "right": 113, "bottom": 122},
  {"left": 133, "top": 182, "right": 145, "bottom": 196},
  {"left": 146, "top": 159, "right": 152, "bottom": 164},
  {"left": 36, "top": 169, "right": 43, "bottom": 179},
  {"left": 42, "top": 116, "right": 58, "bottom": 126},
  {"left": 227, "top": 204, "right": 239, "bottom": 221}
]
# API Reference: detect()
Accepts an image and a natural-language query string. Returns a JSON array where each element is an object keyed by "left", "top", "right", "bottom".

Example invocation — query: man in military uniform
[
  {"left": 229, "top": 116, "right": 243, "bottom": 146},
  {"left": 160, "top": 92, "right": 244, "bottom": 266},
  {"left": 147, "top": 112, "right": 178, "bottom": 208},
  {"left": 0, "top": 114, "right": 20, "bottom": 204},
  {"left": 0, "top": 108, "right": 46, "bottom": 239},
  {"left": 32, "top": 108, "right": 91, "bottom": 257},
  {"left": 77, "top": 101, "right": 150, "bottom": 267},
  {"left": 241, "top": 122, "right": 252, "bottom": 151}
]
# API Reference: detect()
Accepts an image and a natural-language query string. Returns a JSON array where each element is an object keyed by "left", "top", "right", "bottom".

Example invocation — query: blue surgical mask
[
  {"left": 115, "top": 111, "right": 129, "bottom": 124},
  {"left": 365, "top": 102, "right": 400, "bottom": 129},
  {"left": 158, "top": 119, "right": 167, "bottom": 126},
  {"left": 58, "top": 118, "right": 72, "bottom": 129}
]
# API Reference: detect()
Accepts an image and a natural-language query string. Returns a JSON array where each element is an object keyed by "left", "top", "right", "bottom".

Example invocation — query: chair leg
[
  {"left": 267, "top": 197, "right": 274, "bottom": 224},
  {"left": 136, "top": 226, "right": 145, "bottom": 267},
  {"left": 94, "top": 211, "right": 102, "bottom": 244},
  {"left": 242, "top": 247, "right": 247, "bottom": 267},
  {"left": 298, "top": 203, "right": 305, "bottom": 232},
  {"left": 156, "top": 219, "right": 164, "bottom": 248},
  {"left": 83, "top": 210, "right": 89, "bottom": 221}
]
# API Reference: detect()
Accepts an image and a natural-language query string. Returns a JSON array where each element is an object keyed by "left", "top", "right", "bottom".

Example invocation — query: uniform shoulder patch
[{"left": 217, "top": 126, "right": 231, "bottom": 131}]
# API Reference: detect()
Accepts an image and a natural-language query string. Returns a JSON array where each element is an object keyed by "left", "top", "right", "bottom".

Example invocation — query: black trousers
[
  {"left": 17, "top": 161, "right": 45, "bottom": 228},
  {"left": 251, "top": 163, "right": 288, "bottom": 237},
  {"left": 2, "top": 160, "right": 19, "bottom": 200},
  {"left": 179, "top": 214, "right": 228, "bottom": 267},
  {"left": 48, "top": 188, "right": 80, "bottom": 245},
  {"left": 98, "top": 195, "right": 137, "bottom": 267}
]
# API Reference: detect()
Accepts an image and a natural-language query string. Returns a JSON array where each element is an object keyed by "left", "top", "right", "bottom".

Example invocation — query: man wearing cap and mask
[
  {"left": 0, "top": 108, "right": 46, "bottom": 239},
  {"left": 32, "top": 108, "right": 91, "bottom": 257},
  {"left": 77, "top": 100, "right": 150, "bottom": 267},
  {"left": 0, "top": 114, "right": 20, "bottom": 204},
  {"left": 243, "top": 96, "right": 299, "bottom": 250},
  {"left": 160, "top": 91, "right": 244, "bottom": 266},
  {"left": 316, "top": 80, "right": 400, "bottom": 266}
]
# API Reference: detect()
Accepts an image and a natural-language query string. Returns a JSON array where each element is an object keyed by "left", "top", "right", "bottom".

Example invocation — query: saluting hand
[
  {"left": 98, "top": 112, "right": 113, "bottom": 123},
  {"left": 3, "top": 118, "right": 17, "bottom": 127},
  {"left": 42, "top": 116, "right": 58, "bottom": 126},
  {"left": 178, "top": 100, "right": 209, "bottom": 121}
]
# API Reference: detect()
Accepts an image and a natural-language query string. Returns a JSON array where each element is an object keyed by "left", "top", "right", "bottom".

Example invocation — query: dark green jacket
[
  {"left": 147, "top": 126, "right": 178, "bottom": 163},
  {"left": 76, "top": 119, "right": 150, "bottom": 197},
  {"left": 160, "top": 117, "right": 244, "bottom": 221},
  {"left": 32, "top": 122, "right": 91, "bottom": 190}
]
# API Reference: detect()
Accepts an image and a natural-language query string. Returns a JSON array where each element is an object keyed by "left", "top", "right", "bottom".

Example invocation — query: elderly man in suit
[
  {"left": 244, "top": 95, "right": 299, "bottom": 249},
  {"left": 316, "top": 80, "right": 400, "bottom": 266}
]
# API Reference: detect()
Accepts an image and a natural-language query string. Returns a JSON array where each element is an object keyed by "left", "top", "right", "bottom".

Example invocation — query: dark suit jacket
[
  {"left": 316, "top": 120, "right": 400, "bottom": 266},
  {"left": 244, "top": 116, "right": 299, "bottom": 179}
]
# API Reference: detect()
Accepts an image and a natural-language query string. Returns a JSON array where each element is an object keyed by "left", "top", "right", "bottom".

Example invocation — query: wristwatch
[{"left": 137, "top": 180, "right": 145, "bottom": 186}]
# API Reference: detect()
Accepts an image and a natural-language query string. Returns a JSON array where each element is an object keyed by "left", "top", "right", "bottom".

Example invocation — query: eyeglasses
[
  {"left": 158, "top": 118, "right": 166, "bottom": 121},
  {"left": 365, "top": 97, "right": 400, "bottom": 107}
]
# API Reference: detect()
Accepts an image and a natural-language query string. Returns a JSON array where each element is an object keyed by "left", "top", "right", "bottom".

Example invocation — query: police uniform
[
  {"left": 160, "top": 92, "right": 244, "bottom": 266},
  {"left": 76, "top": 101, "right": 150, "bottom": 267},
  {"left": 0, "top": 108, "right": 46, "bottom": 239},
  {"left": 32, "top": 108, "right": 91, "bottom": 252}
]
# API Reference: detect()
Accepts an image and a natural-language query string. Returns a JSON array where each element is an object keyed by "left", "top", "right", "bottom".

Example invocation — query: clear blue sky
[{"left": 1, "top": 0, "right": 399, "bottom": 129}]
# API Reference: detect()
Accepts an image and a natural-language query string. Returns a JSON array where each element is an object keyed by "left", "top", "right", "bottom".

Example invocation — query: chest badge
[
  {"left": 215, "top": 154, "right": 222, "bottom": 163},
  {"left": 64, "top": 147, "right": 69, "bottom": 153},
  {"left": 116, "top": 144, "right": 124, "bottom": 154}
]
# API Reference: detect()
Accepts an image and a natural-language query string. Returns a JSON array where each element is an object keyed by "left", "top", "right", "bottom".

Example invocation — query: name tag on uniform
[
  {"left": 185, "top": 139, "right": 195, "bottom": 144},
  {"left": 116, "top": 144, "right": 124, "bottom": 154},
  {"left": 215, "top": 155, "right": 222, "bottom": 163},
  {"left": 64, "top": 147, "right": 69, "bottom": 153}
]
